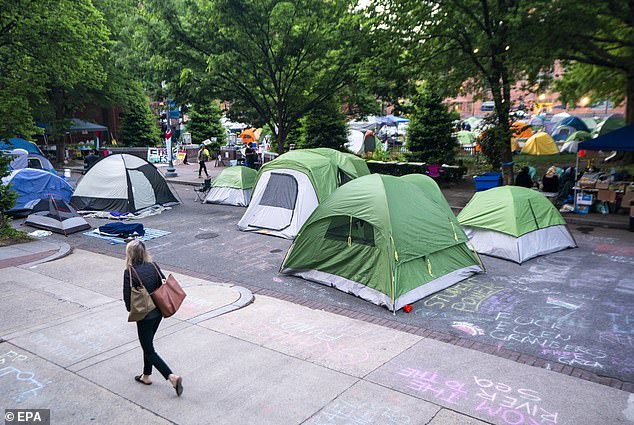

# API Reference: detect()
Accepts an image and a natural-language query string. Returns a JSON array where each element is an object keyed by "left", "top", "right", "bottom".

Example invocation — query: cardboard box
[
  {"left": 597, "top": 189, "right": 617, "bottom": 203},
  {"left": 622, "top": 191, "right": 634, "bottom": 208},
  {"left": 579, "top": 180, "right": 596, "bottom": 189},
  {"left": 576, "top": 193, "right": 594, "bottom": 205},
  {"left": 595, "top": 180, "right": 610, "bottom": 190}
]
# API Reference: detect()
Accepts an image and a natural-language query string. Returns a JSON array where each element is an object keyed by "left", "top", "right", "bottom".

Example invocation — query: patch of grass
[{"left": 0, "top": 226, "right": 34, "bottom": 247}]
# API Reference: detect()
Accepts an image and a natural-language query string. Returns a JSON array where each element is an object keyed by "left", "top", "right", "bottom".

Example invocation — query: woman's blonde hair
[{"left": 125, "top": 240, "right": 151, "bottom": 268}]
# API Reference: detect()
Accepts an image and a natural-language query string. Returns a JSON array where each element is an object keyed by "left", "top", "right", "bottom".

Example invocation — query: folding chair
[{"left": 194, "top": 178, "right": 212, "bottom": 202}]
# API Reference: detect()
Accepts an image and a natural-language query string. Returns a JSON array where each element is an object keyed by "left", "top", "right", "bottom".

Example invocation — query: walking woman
[{"left": 123, "top": 240, "right": 183, "bottom": 396}]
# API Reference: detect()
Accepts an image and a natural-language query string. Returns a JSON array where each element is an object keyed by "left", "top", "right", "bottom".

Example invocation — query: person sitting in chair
[
  {"left": 541, "top": 166, "right": 559, "bottom": 193},
  {"left": 515, "top": 166, "right": 534, "bottom": 188}
]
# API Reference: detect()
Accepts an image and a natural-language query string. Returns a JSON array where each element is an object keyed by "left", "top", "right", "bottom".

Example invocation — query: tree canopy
[
  {"left": 145, "top": 0, "right": 367, "bottom": 154},
  {"left": 546, "top": 0, "right": 634, "bottom": 123},
  {"left": 370, "top": 0, "right": 554, "bottom": 180}
]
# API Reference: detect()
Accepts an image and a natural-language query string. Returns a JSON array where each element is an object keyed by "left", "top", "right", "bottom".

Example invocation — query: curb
[{"left": 20, "top": 242, "right": 72, "bottom": 268}]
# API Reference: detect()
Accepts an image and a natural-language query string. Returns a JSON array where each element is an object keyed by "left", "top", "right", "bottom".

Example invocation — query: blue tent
[
  {"left": 578, "top": 124, "right": 634, "bottom": 152},
  {"left": 557, "top": 117, "right": 589, "bottom": 133},
  {"left": 374, "top": 115, "right": 409, "bottom": 126},
  {"left": 0, "top": 138, "right": 43, "bottom": 155},
  {"left": 1, "top": 168, "right": 73, "bottom": 216}
]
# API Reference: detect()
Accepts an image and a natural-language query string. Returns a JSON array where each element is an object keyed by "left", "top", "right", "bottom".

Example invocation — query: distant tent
[
  {"left": 363, "top": 132, "right": 377, "bottom": 153},
  {"left": 7, "top": 149, "right": 56, "bottom": 174},
  {"left": 345, "top": 130, "right": 365, "bottom": 155},
  {"left": 458, "top": 186, "right": 576, "bottom": 263},
  {"left": 565, "top": 130, "right": 592, "bottom": 143},
  {"left": 560, "top": 131, "right": 592, "bottom": 153},
  {"left": 239, "top": 128, "right": 257, "bottom": 144},
  {"left": 71, "top": 153, "right": 178, "bottom": 213},
  {"left": 204, "top": 166, "right": 257, "bottom": 206},
  {"left": 463, "top": 116, "right": 482, "bottom": 129},
  {"left": 550, "top": 112, "right": 570, "bottom": 124},
  {"left": 238, "top": 148, "right": 369, "bottom": 239},
  {"left": 511, "top": 121, "right": 533, "bottom": 139},
  {"left": 1, "top": 168, "right": 73, "bottom": 217},
  {"left": 345, "top": 130, "right": 377, "bottom": 156},
  {"left": 579, "top": 124, "right": 634, "bottom": 152},
  {"left": 0, "top": 138, "right": 43, "bottom": 155},
  {"left": 25, "top": 197, "right": 90, "bottom": 235},
  {"left": 591, "top": 114, "right": 626, "bottom": 138},
  {"left": 551, "top": 117, "right": 589, "bottom": 142},
  {"left": 8, "top": 149, "right": 28, "bottom": 170},
  {"left": 521, "top": 132, "right": 559, "bottom": 155},
  {"left": 281, "top": 174, "right": 483, "bottom": 311}
]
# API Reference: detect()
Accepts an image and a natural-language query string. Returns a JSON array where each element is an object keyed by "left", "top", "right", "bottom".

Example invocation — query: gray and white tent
[
  {"left": 71, "top": 154, "right": 178, "bottom": 214},
  {"left": 25, "top": 197, "right": 91, "bottom": 235}
]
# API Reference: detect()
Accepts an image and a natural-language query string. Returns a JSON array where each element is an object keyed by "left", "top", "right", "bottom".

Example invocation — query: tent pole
[{"left": 574, "top": 152, "right": 580, "bottom": 211}]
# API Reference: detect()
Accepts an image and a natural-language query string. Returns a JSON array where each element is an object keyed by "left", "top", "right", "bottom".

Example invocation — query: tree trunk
[{"left": 626, "top": 71, "right": 634, "bottom": 126}]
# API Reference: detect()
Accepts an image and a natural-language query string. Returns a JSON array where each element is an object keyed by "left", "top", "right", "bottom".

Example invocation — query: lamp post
[{"left": 164, "top": 101, "right": 177, "bottom": 177}]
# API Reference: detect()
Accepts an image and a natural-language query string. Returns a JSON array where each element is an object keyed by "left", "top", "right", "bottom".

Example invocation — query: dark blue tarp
[
  {"left": 98, "top": 222, "right": 145, "bottom": 237},
  {"left": 578, "top": 124, "right": 634, "bottom": 152}
]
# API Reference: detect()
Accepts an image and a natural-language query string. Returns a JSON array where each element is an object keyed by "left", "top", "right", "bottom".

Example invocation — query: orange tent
[
  {"left": 239, "top": 128, "right": 256, "bottom": 144},
  {"left": 511, "top": 121, "right": 533, "bottom": 139}
]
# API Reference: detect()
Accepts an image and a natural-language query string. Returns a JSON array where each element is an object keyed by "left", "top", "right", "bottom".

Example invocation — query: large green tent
[
  {"left": 204, "top": 166, "right": 257, "bottom": 206},
  {"left": 281, "top": 174, "right": 482, "bottom": 311},
  {"left": 238, "top": 148, "right": 370, "bottom": 238},
  {"left": 457, "top": 186, "right": 576, "bottom": 263}
]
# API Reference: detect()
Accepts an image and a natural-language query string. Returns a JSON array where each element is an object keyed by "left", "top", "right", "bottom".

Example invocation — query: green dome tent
[
  {"left": 457, "top": 186, "right": 576, "bottom": 263},
  {"left": 591, "top": 114, "right": 625, "bottom": 138},
  {"left": 204, "top": 166, "right": 257, "bottom": 206},
  {"left": 280, "top": 174, "right": 483, "bottom": 311},
  {"left": 238, "top": 148, "right": 370, "bottom": 239}
]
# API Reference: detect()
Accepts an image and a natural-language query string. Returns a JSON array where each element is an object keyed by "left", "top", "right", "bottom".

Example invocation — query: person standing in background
[{"left": 197, "top": 144, "right": 209, "bottom": 178}]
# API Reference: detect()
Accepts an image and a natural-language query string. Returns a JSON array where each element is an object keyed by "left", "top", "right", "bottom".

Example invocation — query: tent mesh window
[
  {"left": 339, "top": 170, "right": 353, "bottom": 186},
  {"left": 325, "top": 216, "right": 375, "bottom": 247},
  {"left": 260, "top": 173, "right": 298, "bottom": 209}
]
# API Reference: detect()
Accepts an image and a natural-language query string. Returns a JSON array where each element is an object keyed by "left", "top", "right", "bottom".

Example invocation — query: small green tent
[
  {"left": 204, "top": 166, "right": 257, "bottom": 206},
  {"left": 458, "top": 186, "right": 576, "bottom": 263},
  {"left": 281, "top": 174, "right": 483, "bottom": 311}
]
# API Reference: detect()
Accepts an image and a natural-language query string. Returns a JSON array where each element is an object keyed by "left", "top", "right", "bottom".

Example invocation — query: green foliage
[
  {"left": 370, "top": 144, "right": 391, "bottom": 162},
  {"left": 119, "top": 86, "right": 161, "bottom": 147},
  {"left": 0, "top": 0, "right": 110, "bottom": 139},
  {"left": 145, "top": 0, "right": 366, "bottom": 154},
  {"left": 406, "top": 86, "right": 457, "bottom": 164},
  {"left": 543, "top": 0, "right": 634, "bottom": 123},
  {"left": 299, "top": 97, "right": 348, "bottom": 151},
  {"left": 0, "top": 152, "right": 17, "bottom": 231},
  {"left": 187, "top": 102, "right": 226, "bottom": 152},
  {"left": 476, "top": 114, "right": 513, "bottom": 170}
]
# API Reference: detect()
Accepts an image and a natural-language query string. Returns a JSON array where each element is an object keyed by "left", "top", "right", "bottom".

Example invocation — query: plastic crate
[
  {"left": 474, "top": 172, "right": 503, "bottom": 192},
  {"left": 574, "top": 204, "right": 589, "bottom": 214}
]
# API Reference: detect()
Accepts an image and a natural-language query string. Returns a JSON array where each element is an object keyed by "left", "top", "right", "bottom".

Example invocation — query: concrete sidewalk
[{"left": 0, "top": 241, "right": 632, "bottom": 424}]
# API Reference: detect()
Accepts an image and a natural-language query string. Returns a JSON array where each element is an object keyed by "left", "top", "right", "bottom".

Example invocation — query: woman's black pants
[{"left": 136, "top": 314, "right": 173, "bottom": 379}]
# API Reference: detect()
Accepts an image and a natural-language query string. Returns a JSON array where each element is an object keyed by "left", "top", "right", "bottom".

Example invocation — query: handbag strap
[
  {"left": 150, "top": 262, "right": 165, "bottom": 281},
  {"left": 128, "top": 266, "right": 145, "bottom": 288}
]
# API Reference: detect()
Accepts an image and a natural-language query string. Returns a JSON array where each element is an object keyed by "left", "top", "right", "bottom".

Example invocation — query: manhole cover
[
  {"left": 576, "top": 226, "right": 594, "bottom": 234},
  {"left": 270, "top": 249, "right": 283, "bottom": 253},
  {"left": 195, "top": 232, "right": 219, "bottom": 239}
]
